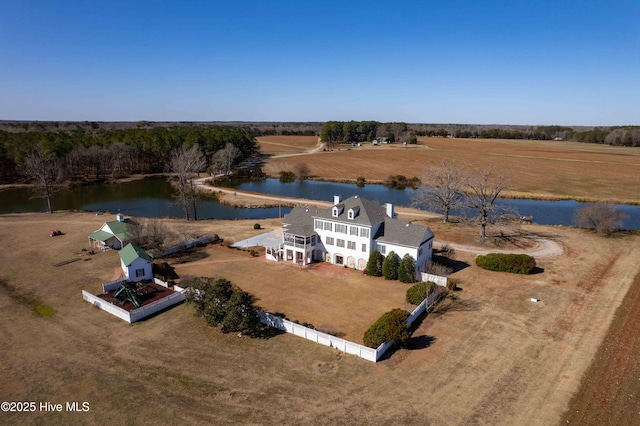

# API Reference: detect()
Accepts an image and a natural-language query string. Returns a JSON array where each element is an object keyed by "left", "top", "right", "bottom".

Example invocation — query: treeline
[
  {"left": 0, "top": 125, "right": 258, "bottom": 184},
  {"left": 0, "top": 120, "right": 323, "bottom": 137},
  {"left": 410, "top": 124, "right": 640, "bottom": 146},
  {"left": 320, "top": 121, "right": 417, "bottom": 145}
]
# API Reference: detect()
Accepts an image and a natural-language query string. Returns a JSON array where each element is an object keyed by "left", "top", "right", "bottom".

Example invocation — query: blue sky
[{"left": 1, "top": 1, "right": 638, "bottom": 125}]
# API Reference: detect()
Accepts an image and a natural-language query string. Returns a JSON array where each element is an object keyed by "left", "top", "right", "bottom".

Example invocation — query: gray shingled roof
[
  {"left": 313, "top": 195, "right": 387, "bottom": 226},
  {"left": 283, "top": 206, "right": 320, "bottom": 236},
  {"left": 283, "top": 196, "right": 434, "bottom": 249},
  {"left": 375, "top": 219, "right": 434, "bottom": 248}
]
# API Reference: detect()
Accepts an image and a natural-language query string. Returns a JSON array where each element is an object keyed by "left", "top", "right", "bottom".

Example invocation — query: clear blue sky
[{"left": 1, "top": 1, "right": 638, "bottom": 125}]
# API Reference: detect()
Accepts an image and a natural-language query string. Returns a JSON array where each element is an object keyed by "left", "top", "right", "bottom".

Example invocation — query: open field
[
  {"left": 260, "top": 136, "right": 640, "bottom": 204},
  {"left": 256, "top": 135, "right": 320, "bottom": 156},
  {"left": 2, "top": 211, "right": 640, "bottom": 424}
]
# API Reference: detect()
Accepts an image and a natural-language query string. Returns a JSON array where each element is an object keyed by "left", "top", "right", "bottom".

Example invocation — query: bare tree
[
  {"left": 412, "top": 160, "right": 466, "bottom": 223},
  {"left": 109, "top": 142, "right": 133, "bottom": 179},
  {"left": 126, "top": 217, "right": 173, "bottom": 255},
  {"left": 21, "top": 143, "right": 61, "bottom": 213},
  {"left": 574, "top": 203, "right": 627, "bottom": 236},
  {"left": 293, "top": 162, "right": 310, "bottom": 180},
  {"left": 211, "top": 143, "right": 240, "bottom": 178},
  {"left": 464, "top": 167, "right": 511, "bottom": 239},
  {"left": 168, "top": 144, "right": 206, "bottom": 221}
]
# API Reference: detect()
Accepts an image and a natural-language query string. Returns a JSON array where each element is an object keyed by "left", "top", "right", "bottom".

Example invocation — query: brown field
[
  {"left": 2, "top": 211, "right": 640, "bottom": 425},
  {"left": 256, "top": 135, "right": 320, "bottom": 156},
  {"left": 262, "top": 137, "right": 640, "bottom": 204}
]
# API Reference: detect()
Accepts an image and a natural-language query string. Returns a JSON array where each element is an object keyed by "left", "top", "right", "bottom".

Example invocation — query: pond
[
  {"left": 0, "top": 178, "right": 290, "bottom": 220},
  {"left": 225, "top": 178, "right": 640, "bottom": 230},
  {"left": 2, "top": 177, "right": 640, "bottom": 230}
]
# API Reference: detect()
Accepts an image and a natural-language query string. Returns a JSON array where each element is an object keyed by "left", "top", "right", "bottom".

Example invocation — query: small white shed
[{"left": 119, "top": 243, "right": 153, "bottom": 282}]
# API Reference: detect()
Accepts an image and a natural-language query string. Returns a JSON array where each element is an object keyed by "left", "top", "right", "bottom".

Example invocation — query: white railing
[
  {"left": 83, "top": 282, "right": 186, "bottom": 323},
  {"left": 82, "top": 290, "right": 132, "bottom": 323},
  {"left": 102, "top": 279, "right": 124, "bottom": 293},
  {"left": 257, "top": 311, "right": 382, "bottom": 362},
  {"left": 420, "top": 272, "right": 448, "bottom": 287}
]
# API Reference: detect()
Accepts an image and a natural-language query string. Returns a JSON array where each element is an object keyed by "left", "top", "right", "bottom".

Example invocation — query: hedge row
[
  {"left": 363, "top": 308, "right": 410, "bottom": 349},
  {"left": 475, "top": 253, "right": 536, "bottom": 274}
]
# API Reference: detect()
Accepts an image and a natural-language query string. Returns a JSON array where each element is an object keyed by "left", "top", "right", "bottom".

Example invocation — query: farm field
[
  {"left": 1, "top": 211, "right": 640, "bottom": 424},
  {"left": 260, "top": 136, "right": 640, "bottom": 204}
]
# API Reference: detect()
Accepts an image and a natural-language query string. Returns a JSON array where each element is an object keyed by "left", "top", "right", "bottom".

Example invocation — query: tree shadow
[
  {"left": 432, "top": 255, "right": 470, "bottom": 273},
  {"left": 530, "top": 266, "right": 545, "bottom": 275},
  {"left": 430, "top": 297, "right": 481, "bottom": 316},
  {"left": 403, "top": 335, "right": 436, "bottom": 350}
]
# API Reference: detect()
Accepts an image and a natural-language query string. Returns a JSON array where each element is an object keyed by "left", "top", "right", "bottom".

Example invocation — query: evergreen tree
[
  {"left": 382, "top": 251, "right": 400, "bottom": 280},
  {"left": 365, "top": 250, "right": 384, "bottom": 276},
  {"left": 398, "top": 254, "right": 416, "bottom": 283}
]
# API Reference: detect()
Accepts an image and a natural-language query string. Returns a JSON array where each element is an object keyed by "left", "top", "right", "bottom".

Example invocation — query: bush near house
[
  {"left": 406, "top": 281, "right": 437, "bottom": 305},
  {"left": 382, "top": 251, "right": 400, "bottom": 280},
  {"left": 365, "top": 250, "right": 384, "bottom": 276},
  {"left": 398, "top": 254, "right": 416, "bottom": 283},
  {"left": 475, "top": 253, "right": 536, "bottom": 274},
  {"left": 363, "top": 308, "right": 411, "bottom": 348}
]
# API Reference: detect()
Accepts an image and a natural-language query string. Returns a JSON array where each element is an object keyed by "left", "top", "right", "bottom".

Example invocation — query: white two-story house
[{"left": 268, "top": 195, "right": 434, "bottom": 275}]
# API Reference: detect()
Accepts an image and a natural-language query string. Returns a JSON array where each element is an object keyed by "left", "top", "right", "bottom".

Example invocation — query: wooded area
[{"left": 0, "top": 124, "right": 259, "bottom": 184}]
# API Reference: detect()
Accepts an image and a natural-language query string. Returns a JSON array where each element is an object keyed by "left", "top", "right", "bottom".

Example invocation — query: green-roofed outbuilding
[
  {"left": 88, "top": 213, "right": 134, "bottom": 250},
  {"left": 119, "top": 243, "right": 153, "bottom": 282}
]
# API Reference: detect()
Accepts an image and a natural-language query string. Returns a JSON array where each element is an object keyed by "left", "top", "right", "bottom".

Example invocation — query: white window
[
  {"left": 324, "top": 222, "right": 332, "bottom": 231},
  {"left": 332, "top": 207, "right": 339, "bottom": 217},
  {"left": 315, "top": 220, "right": 323, "bottom": 230},
  {"left": 348, "top": 210, "right": 354, "bottom": 219},
  {"left": 379, "top": 245, "right": 386, "bottom": 254},
  {"left": 337, "top": 239, "right": 345, "bottom": 248},
  {"left": 335, "top": 224, "right": 347, "bottom": 234},
  {"left": 361, "top": 228, "right": 370, "bottom": 238},
  {"left": 362, "top": 243, "right": 367, "bottom": 252},
  {"left": 350, "top": 226, "right": 358, "bottom": 236},
  {"left": 347, "top": 241, "right": 356, "bottom": 250},
  {"left": 326, "top": 237, "right": 334, "bottom": 245}
]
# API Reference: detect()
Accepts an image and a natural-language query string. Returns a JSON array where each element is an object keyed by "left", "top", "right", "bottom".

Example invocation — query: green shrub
[
  {"left": 406, "top": 281, "right": 436, "bottom": 305},
  {"left": 398, "top": 254, "right": 416, "bottom": 283},
  {"left": 363, "top": 308, "right": 410, "bottom": 348},
  {"left": 356, "top": 176, "right": 366, "bottom": 187},
  {"left": 365, "top": 250, "right": 383, "bottom": 276},
  {"left": 279, "top": 170, "right": 296, "bottom": 183},
  {"left": 475, "top": 253, "right": 536, "bottom": 274},
  {"left": 253, "top": 223, "right": 260, "bottom": 230},
  {"left": 382, "top": 251, "right": 400, "bottom": 280}
]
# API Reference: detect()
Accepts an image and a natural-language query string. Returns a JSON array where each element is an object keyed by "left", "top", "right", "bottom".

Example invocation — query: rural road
[{"left": 194, "top": 178, "right": 564, "bottom": 258}]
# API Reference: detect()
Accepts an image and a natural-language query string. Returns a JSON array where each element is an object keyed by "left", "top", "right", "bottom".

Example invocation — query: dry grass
[
  {"left": 257, "top": 135, "right": 319, "bottom": 156},
  {"left": 1, "top": 212, "right": 640, "bottom": 424},
  {"left": 262, "top": 137, "right": 640, "bottom": 203}
]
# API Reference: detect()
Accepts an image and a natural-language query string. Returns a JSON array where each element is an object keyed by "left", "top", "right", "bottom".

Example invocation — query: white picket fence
[
  {"left": 83, "top": 278, "right": 186, "bottom": 323},
  {"left": 420, "top": 272, "right": 448, "bottom": 287},
  {"left": 161, "top": 234, "right": 219, "bottom": 256},
  {"left": 257, "top": 287, "right": 445, "bottom": 363}
]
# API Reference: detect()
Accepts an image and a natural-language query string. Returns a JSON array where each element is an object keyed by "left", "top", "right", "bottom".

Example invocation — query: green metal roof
[
  {"left": 119, "top": 243, "right": 152, "bottom": 266},
  {"left": 89, "top": 230, "right": 114, "bottom": 242},
  {"left": 104, "top": 220, "right": 132, "bottom": 242}
]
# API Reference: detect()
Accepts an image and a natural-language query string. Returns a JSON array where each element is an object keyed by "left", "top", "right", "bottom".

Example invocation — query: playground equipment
[{"left": 113, "top": 281, "right": 153, "bottom": 308}]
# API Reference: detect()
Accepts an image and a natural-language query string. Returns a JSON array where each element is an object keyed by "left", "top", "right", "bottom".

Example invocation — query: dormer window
[
  {"left": 332, "top": 207, "right": 339, "bottom": 217},
  {"left": 332, "top": 204, "right": 344, "bottom": 217},
  {"left": 347, "top": 207, "right": 359, "bottom": 220}
]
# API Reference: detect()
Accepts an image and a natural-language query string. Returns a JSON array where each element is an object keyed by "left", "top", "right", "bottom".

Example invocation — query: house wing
[{"left": 375, "top": 219, "right": 434, "bottom": 248}]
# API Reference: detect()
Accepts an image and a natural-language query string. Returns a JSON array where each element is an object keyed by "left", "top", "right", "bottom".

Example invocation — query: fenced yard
[{"left": 172, "top": 245, "right": 414, "bottom": 343}]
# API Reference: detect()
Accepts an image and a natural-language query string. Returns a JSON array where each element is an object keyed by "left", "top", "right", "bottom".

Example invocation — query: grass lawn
[
  {"left": 171, "top": 245, "right": 412, "bottom": 343},
  {"left": 1, "top": 211, "right": 640, "bottom": 425}
]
